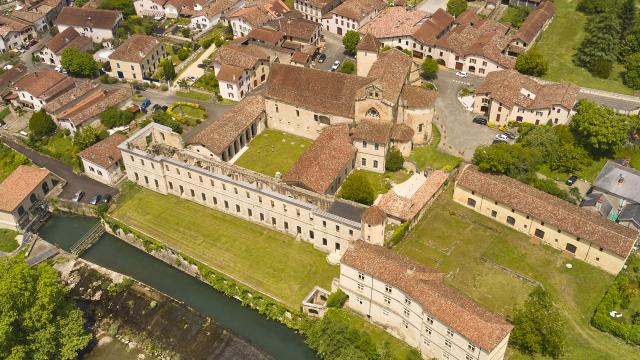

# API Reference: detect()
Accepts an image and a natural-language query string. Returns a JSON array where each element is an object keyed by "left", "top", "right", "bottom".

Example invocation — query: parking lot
[{"left": 315, "top": 31, "right": 350, "bottom": 72}]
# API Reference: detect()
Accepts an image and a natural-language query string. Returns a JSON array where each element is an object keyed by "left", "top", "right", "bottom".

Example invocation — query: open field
[
  {"left": 0, "top": 229, "right": 18, "bottom": 252},
  {"left": 409, "top": 125, "right": 461, "bottom": 171},
  {"left": 234, "top": 129, "right": 312, "bottom": 177},
  {"left": 112, "top": 184, "right": 338, "bottom": 307},
  {"left": 394, "top": 186, "right": 636, "bottom": 359},
  {"left": 532, "top": 0, "right": 633, "bottom": 94}
]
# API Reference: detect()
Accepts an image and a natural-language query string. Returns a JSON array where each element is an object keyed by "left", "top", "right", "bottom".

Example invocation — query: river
[{"left": 38, "top": 212, "right": 317, "bottom": 360}]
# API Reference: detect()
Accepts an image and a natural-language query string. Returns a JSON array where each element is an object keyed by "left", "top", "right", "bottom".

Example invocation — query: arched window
[
  {"left": 17, "top": 206, "right": 25, "bottom": 216},
  {"left": 29, "top": 193, "right": 37, "bottom": 204},
  {"left": 366, "top": 107, "right": 380, "bottom": 118}
]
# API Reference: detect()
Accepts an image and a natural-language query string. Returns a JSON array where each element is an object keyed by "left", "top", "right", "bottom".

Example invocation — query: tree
[
  {"left": 29, "top": 110, "right": 56, "bottom": 140},
  {"left": 99, "top": 0, "right": 135, "bottom": 17},
  {"left": 623, "top": 52, "right": 640, "bottom": 89},
  {"left": 177, "top": 78, "right": 190, "bottom": 90},
  {"left": 385, "top": 146, "right": 404, "bottom": 172},
  {"left": 510, "top": 287, "right": 565, "bottom": 359},
  {"left": 160, "top": 59, "right": 176, "bottom": 81},
  {"left": 100, "top": 106, "right": 134, "bottom": 129},
  {"left": 73, "top": 126, "right": 105, "bottom": 150},
  {"left": 515, "top": 50, "right": 548, "bottom": 77},
  {"left": 338, "top": 172, "right": 375, "bottom": 205},
  {"left": 619, "top": 27, "right": 640, "bottom": 60},
  {"left": 548, "top": 143, "right": 592, "bottom": 173},
  {"left": 177, "top": 47, "right": 191, "bottom": 61},
  {"left": 620, "top": 0, "right": 637, "bottom": 34},
  {"left": 0, "top": 255, "right": 92, "bottom": 359},
  {"left": 577, "top": 0, "right": 618, "bottom": 14},
  {"left": 447, "top": 0, "right": 467, "bottom": 17},
  {"left": 305, "top": 309, "right": 377, "bottom": 360},
  {"left": 574, "top": 12, "right": 621, "bottom": 69},
  {"left": 421, "top": 57, "right": 439, "bottom": 79},
  {"left": 60, "top": 48, "right": 99, "bottom": 78},
  {"left": 342, "top": 31, "right": 360, "bottom": 54},
  {"left": 570, "top": 100, "right": 630, "bottom": 155},
  {"left": 588, "top": 57, "right": 614, "bottom": 78},
  {"left": 194, "top": 72, "right": 219, "bottom": 92},
  {"left": 152, "top": 110, "right": 183, "bottom": 133},
  {"left": 338, "top": 60, "right": 356, "bottom": 74},
  {"left": 520, "top": 125, "right": 560, "bottom": 159},
  {"left": 472, "top": 143, "right": 541, "bottom": 178}
]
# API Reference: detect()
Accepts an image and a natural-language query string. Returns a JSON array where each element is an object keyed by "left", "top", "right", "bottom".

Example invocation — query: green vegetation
[
  {"left": 99, "top": 0, "right": 135, "bottom": 17},
  {"left": 344, "top": 311, "right": 416, "bottom": 359},
  {"left": 342, "top": 31, "right": 360, "bottom": 54},
  {"left": 338, "top": 60, "right": 356, "bottom": 74},
  {"left": 338, "top": 171, "right": 377, "bottom": 205},
  {"left": 30, "top": 131, "right": 81, "bottom": 171},
  {"left": 0, "top": 107, "right": 11, "bottom": 122},
  {"left": 326, "top": 289, "right": 348, "bottom": 308},
  {"left": 0, "top": 255, "right": 92, "bottom": 359},
  {"left": 420, "top": 57, "right": 439, "bottom": 79},
  {"left": 408, "top": 125, "right": 461, "bottom": 170},
  {"left": 0, "top": 229, "right": 18, "bottom": 252},
  {"left": 533, "top": 0, "right": 633, "bottom": 94},
  {"left": 193, "top": 72, "right": 219, "bottom": 93},
  {"left": 385, "top": 147, "right": 404, "bottom": 172},
  {"left": 60, "top": 48, "right": 99, "bottom": 77},
  {"left": 393, "top": 186, "right": 637, "bottom": 359},
  {"left": 100, "top": 106, "right": 135, "bottom": 129},
  {"left": 112, "top": 184, "right": 337, "bottom": 307},
  {"left": 0, "top": 143, "right": 29, "bottom": 182},
  {"left": 167, "top": 102, "right": 207, "bottom": 126},
  {"left": 28, "top": 110, "right": 56, "bottom": 140},
  {"left": 116, "top": 16, "right": 160, "bottom": 38},
  {"left": 73, "top": 126, "right": 106, "bottom": 150},
  {"left": 151, "top": 110, "right": 183, "bottom": 134},
  {"left": 446, "top": 0, "right": 467, "bottom": 16},
  {"left": 515, "top": 49, "right": 549, "bottom": 77},
  {"left": 234, "top": 129, "right": 312, "bottom": 176},
  {"left": 500, "top": 6, "right": 530, "bottom": 28},
  {"left": 591, "top": 257, "right": 640, "bottom": 346},
  {"left": 175, "top": 90, "right": 211, "bottom": 101},
  {"left": 158, "top": 58, "right": 176, "bottom": 80}
]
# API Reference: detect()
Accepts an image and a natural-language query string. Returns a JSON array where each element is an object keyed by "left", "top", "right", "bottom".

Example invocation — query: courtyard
[
  {"left": 393, "top": 186, "right": 636, "bottom": 359},
  {"left": 234, "top": 129, "right": 312, "bottom": 177},
  {"left": 111, "top": 184, "right": 338, "bottom": 308}
]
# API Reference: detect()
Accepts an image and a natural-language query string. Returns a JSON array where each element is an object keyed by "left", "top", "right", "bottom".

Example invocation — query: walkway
[{"left": 173, "top": 44, "right": 219, "bottom": 89}]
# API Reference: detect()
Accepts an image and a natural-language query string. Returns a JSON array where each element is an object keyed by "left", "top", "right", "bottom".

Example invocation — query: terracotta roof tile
[
  {"left": 45, "top": 27, "right": 92, "bottom": 55},
  {"left": 14, "top": 70, "right": 68, "bottom": 98},
  {"left": 216, "top": 64, "right": 245, "bottom": 82},
  {"left": 109, "top": 35, "right": 161, "bottom": 63},
  {"left": 360, "top": 49, "right": 414, "bottom": 104},
  {"left": 0, "top": 63, "right": 27, "bottom": 89},
  {"left": 359, "top": 6, "right": 427, "bottom": 39},
  {"left": 78, "top": 133, "right": 127, "bottom": 168},
  {"left": 356, "top": 33, "right": 381, "bottom": 52},
  {"left": 341, "top": 241, "right": 513, "bottom": 352},
  {"left": 290, "top": 51, "right": 309, "bottom": 63},
  {"left": 456, "top": 165, "right": 638, "bottom": 257},
  {"left": 0, "top": 165, "right": 50, "bottom": 212},
  {"left": 328, "top": 0, "right": 386, "bottom": 21},
  {"left": 55, "top": 7, "right": 121, "bottom": 30},
  {"left": 54, "top": 87, "right": 131, "bottom": 126},
  {"left": 43, "top": 81, "right": 96, "bottom": 113},
  {"left": 267, "top": 17, "right": 319, "bottom": 41},
  {"left": 11, "top": 10, "right": 46, "bottom": 23},
  {"left": 0, "top": 15, "right": 32, "bottom": 33},
  {"left": 213, "top": 44, "right": 270, "bottom": 69},
  {"left": 351, "top": 119, "right": 392, "bottom": 144},
  {"left": 515, "top": 1, "right": 554, "bottom": 44},
  {"left": 378, "top": 170, "right": 448, "bottom": 220},
  {"left": 390, "top": 123, "right": 414, "bottom": 142},
  {"left": 361, "top": 205, "right": 386, "bottom": 224},
  {"left": 247, "top": 27, "right": 285, "bottom": 43},
  {"left": 400, "top": 85, "right": 436, "bottom": 108}
]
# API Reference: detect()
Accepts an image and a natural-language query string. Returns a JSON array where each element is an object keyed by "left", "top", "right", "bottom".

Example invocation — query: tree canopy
[
  {"left": 574, "top": 11, "right": 621, "bottom": 73},
  {"left": 420, "top": 57, "right": 439, "bottom": 79},
  {"left": 447, "top": 0, "right": 467, "bottom": 16},
  {"left": 339, "top": 60, "right": 356, "bottom": 74},
  {"left": 623, "top": 52, "right": 640, "bottom": 89},
  {"left": 515, "top": 50, "right": 548, "bottom": 77},
  {"left": 100, "top": 106, "right": 134, "bottom": 129},
  {"left": 73, "top": 126, "right": 106, "bottom": 150},
  {"left": 385, "top": 147, "right": 404, "bottom": 172},
  {"left": 29, "top": 111, "right": 56, "bottom": 140},
  {"left": 305, "top": 309, "right": 377, "bottom": 360},
  {"left": 0, "top": 255, "right": 92, "bottom": 359},
  {"left": 342, "top": 31, "right": 360, "bottom": 54},
  {"left": 60, "top": 48, "right": 100, "bottom": 78},
  {"left": 570, "top": 100, "right": 630, "bottom": 155},
  {"left": 152, "top": 110, "right": 183, "bottom": 133},
  {"left": 338, "top": 172, "right": 375, "bottom": 205},
  {"left": 159, "top": 59, "right": 176, "bottom": 81},
  {"left": 99, "top": 0, "right": 135, "bottom": 17},
  {"left": 472, "top": 143, "right": 541, "bottom": 178}
]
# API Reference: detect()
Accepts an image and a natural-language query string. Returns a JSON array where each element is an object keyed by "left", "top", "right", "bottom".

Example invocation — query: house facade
[
  {"left": 454, "top": 164, "right": 638, "bottom": 274},
  {"left": 225, "top": 0, "right": 289, "bottom": 38},
  {"left": 294, "top": 0, "right": 342, "bottom": 23},
  {"left": 212, "top": 44, "right": 271, "bottom": 101},
  {"left": 40, "top": 27, "right": 93, "bottom": 66},
  {"left": 108, "top": 34, "right": 165, "bottom": 81},
  {"left": 0, "top": 15, "right": 36, "bottom": 52},
  {"left": 13, "top": 70, "right": 75, "bottom": 110},
  {"left": 55, "top": 7, "right": 123, "bottom": 46},
  {"left": 508, "top": 1, "right": 554, "bottom": 55},
  {"left": 0, "top": 166, "right": 55, "bottom": 231},
  {"left": 189, "top": 0, "right": 245, "bottom": 30},
  {"left": 78, "top": 134, "right": 127, "bottom": 185}
]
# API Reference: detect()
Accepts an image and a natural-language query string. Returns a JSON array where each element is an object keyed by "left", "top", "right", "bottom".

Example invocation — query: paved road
[
  {"left": 20, "top": 33, "right": 51, "bottom": 71},
  {"left": 578, "top": 90, "right": 640, "bottom": 114},
  {"left": 1, "top": 137, "right": 118, "bottom": 204},
  {"left": 432, "top": 69, "right": 497, "bottom": 161},
  {"left": 316, "top": 31, "right": 349, "bottom": 71}
]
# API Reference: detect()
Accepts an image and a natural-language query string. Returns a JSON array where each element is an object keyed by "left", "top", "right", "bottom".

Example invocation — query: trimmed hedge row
[{"left": 105, "top": 217, "right": 165, "bottom": 253}]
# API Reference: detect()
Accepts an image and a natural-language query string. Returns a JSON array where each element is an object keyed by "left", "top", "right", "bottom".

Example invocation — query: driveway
[
  {"left": 432, "top": 69, "right": 497, "bottom": 160},
  {"left": 316, "top": 31, "right": 349, "bottom": 71},
  {"left": 417, "top": 0, "right": 447, "bottom": 13},
  {"left": 20, "top": 33, "right": 51, "bottom": 71},
  {"left": 1, "top": 137, "right": 118, "bottom": 204},
  {"left": 172, "top": 44, "right": 218, "bottom": 89}
]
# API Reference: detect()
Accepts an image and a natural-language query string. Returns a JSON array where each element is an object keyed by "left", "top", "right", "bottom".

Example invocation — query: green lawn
[
  {"left": 171, "top": 104, "right": 207, "bottom": 126},
  {"left": 0, "top": 143, "right": 29, "bottom": 182},
  {"left": 342, "top": 169, "right": 413, "bottom": 199},
  {"left": 532, "top": 0, "right": 633, "bottom": 94},
  {"left": 0, "top": 107, "right": 10, "bottom": 122},
  {"left": 112, "top": 184, "right": 337, "bottom": 307},
  {"left": 394, "top": 186, "right": 636, "bottom": 359},
  {"left": 500, "top": 6, "right": 530, "bottom": 28},
  {"left": 409, "top": 125, "right": 461, "bottom": 171},
  {"left": 234, "top": 129, "right": 312, "bottom": 177},
  {"left": 176, "top": 90, "right": 211, "bottom": 102},
  {"left": 0, "top": 229, "right": 19, "bottom": 252}
]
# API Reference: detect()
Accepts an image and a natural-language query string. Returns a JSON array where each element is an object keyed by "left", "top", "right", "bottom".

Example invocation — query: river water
[{"left": 38, "top": 212, "right": 317, "bottom": 360}]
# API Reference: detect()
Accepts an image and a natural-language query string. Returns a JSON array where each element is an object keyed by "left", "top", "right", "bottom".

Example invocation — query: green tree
[
  {"left": 501, "top": 6, "right": 530, "bottom": 28},
  {"left": 338, "top": 60, "right": 356, "bottom": 74},
  {"left": 570, "top": 100, "right": 631, "bottom": 155},
  {"left": 177, "top": 47, "right": 191, "bottom": 61},
  {"left": 620, "top": 0, "right": 636, "bottom": 34},
  {"left": 326, "top": 289, "right": 348, "bottom": 308},
  {"left": 100, "top": 106, "right": 134, "bottom": 129},
  {"left": 548, "top": 143, "right": 592, "bottom": 173},
  {"left": 73, "top": 126, "right": 105, "bottom": 150},
  {"left": 99, "top": 0, "right": 135, "bottom": 17},
  {"left": 177, "top": 78, "right": 190, "bottom": 90},
  {"left": 515, "top": 49, "right": 548, "bottom": 77},
  {"left": 404, "top": 349, "right": 423, "bottom": 360},
  {"left": 385, "top": 146, "right": 404, "bottom": 172},
  {"left": 520, "top": 125, "right": 560, "bottom": 159},
  {"left": 623, "top": 52, "right": 640, "bottom": 89},
  {"left": 60, "top": 48, "right": 100, "bottom": 77},
  {"left": 619, "top": 27, "right": 640, "bottom": 60},
  {"left": 510, "top": 287, "right": 566, "bottom": 359},
  {"left": 338, "top": 172, "right": 375, "bottom": 205},
  {"left": 342, "top": 31, "right": 360, "bottom": 54},
  {"left": 574, "top": 12, "right": 621, "bottom": 69},
  {"left": 194, "top": 72, "right": 219, "bottom": 92},
  {"left": 577, "top": 0, "right": 618, "bottom": 14},
  {"left": 305, "top": 309, "right": 377, "bottom": 360},
  {"left": 421, "top": 57, "right": 439, "bottom": 79},
  {"left": 588, "top": 57, "right": 614, "bottom": 78},
  {"left": 0, "top": 255, "right": 92, "bottom": 359},
  {"left": 152, "top": 110, "right": 183, "bottom": 133},
  {"left": 29, "top": 110, "right": 56, "bottom": 140},
  {"left": 472, "top": 143, "right": 541, "bottom": 178},
  {"left": 447, "top": 0, "right": 467, "bottom": 16},
  {"left": 160, "top": 58, "right": 176, "bottom": 81}
]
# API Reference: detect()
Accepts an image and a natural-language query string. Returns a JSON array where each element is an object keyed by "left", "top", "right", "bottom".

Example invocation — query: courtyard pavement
[{"left": 315, "top": 31, "right": 350, "bottom": 71}]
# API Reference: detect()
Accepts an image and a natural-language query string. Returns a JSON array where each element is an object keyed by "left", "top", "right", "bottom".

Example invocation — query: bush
[
  {"left": 99, "top": 74, "right": 118, "bottom": 84},
  {"left": 326, "top": 289, "right": 348, "bottom": 308},
  {"left": 338, "top": 60, "right": 356, "bottom": 74},
  {"left": 337, "top": 172, "right": 375, "bottom": 205},
  {"left": 100, "top": 106, "right": 134, "bottom": 129},
  {"left": 28, "top": 111, "right": 56, "bottom": 140},
  {"left": 152, "top": 110, "right": 183, "bottom": 133},
  {"left": 166, "top": 102, "right": 206, "bottom": 124},
  {"left": 342, "top": 31, "right": 360, "bottom": 54},
  {"left": 588, "top": 57, "right": 613, "bottom": 78},
  {"left": 193, "top": 72, "right": 219, "bottom": 92},
  {"left": 177, "top": 47, "right": 191, "bottom": 61},
  {"left": 386, "top": 222, "right": 409, "bottom": 247},
  {"left": 421, "top": 57, "right": 439, "bottom": 79},
  {"left": 515, "top": 49, "right": 548, "bottom": 77},
  {"left": 385, "top": 146, "right": 404, "bottom": 171}
]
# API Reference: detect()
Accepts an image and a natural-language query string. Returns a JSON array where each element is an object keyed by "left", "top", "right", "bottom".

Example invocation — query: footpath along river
[{"left": 38, "top": 212, "right": 318, "bottom": 360}]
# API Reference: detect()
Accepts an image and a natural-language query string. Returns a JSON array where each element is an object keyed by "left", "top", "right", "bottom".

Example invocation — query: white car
[
  {"left": 455, "top": 71, "right": 468, "bottom": 78},
  {"left": 495, "top": 133, "right": 509, "bottom": 142},
  {"left": 186, "top": 76, "right": 197, "bottom": 82},
  {"left": 609, "top": 310, "right": 623, "bottom": 318},
  {"left": 3, "top": 64, "right": 12, "bottom": 70},
  {"left": 330, "top": 60, "right": 340, "bottom": 72},
  {"left": 54, "top": 65, "right": 67, "bottom": 74}
]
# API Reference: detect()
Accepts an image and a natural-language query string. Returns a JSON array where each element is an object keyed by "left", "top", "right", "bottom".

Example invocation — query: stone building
[
  {"left": 55, "top": 7, "right": 122, "bottom": 47},
  {"left": 0, "top": 166, "right": 56, "bottom": 231},
  {"left": 211, "top": 44, "right": 272, "bottom": 101},
  {"left": 108, "top": 34, "right": 165, "bottom": 81},
  {"left": 321, "top": 0, "right": 385, "bottom": 36},
  {"left": 40, "top": 27, "right": 93, "bottom": 67}
]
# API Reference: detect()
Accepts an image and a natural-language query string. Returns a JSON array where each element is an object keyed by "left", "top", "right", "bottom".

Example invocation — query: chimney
[
  {"left": 622, "top": 157, "right": 631, "bottom": 167},
  {"left": 618, "top": 174, "right": 625, "bottom": 184},
  {"left": 406, "top": 265, "right": 415, "bottom": 276}
]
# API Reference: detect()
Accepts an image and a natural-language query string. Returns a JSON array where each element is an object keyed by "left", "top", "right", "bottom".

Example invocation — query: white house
[
  {"left": 40, "top": 27, "right": 93, "bottom": 66},
  {"left": 189, "top": 0, "right": 245, "bottom": 30},
  {"left": 55, "top": 7, "right": 123, "bottom": 47},
  {"left": 78, "top": 133, "right": 128, "bottom": 185},
  {"left": 0, "top": 15, "right": 36, "bottom": 52},
  {"left": 13, "top": 70, "right": 75, "bottom": 110},
  {"left": 321, "top": 0, "right": 385, "bottom": 36},
  {"left": 224, "top": 0, "right": 289, "bottom": 38},
  {"left": 212, "top": 44, "right": 271, "bottom": 101}
]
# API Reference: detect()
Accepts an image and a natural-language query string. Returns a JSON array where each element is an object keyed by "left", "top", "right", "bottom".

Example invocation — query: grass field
[
  {"left": 0, "top": 143, "right": 28, "bottom": 182},
  {"left": 33, "top": 132, "right": 81, "bottom": 171},
  {"left": 234, "top": 129, "right": 312, "bottom": 176},
  {"left": 532, "top": 0, "right": 633, "bottom": 94},
  {"left": 394, "top": 186, "right": 636, "bottom": 359},
  {"left": 409, "top": 125, "right": 461, "bottom": 171},
  {"left": 176, "top": 90, "right": 211, "bottom": 102},
  {"left": 112, "top": 184, "right": 337, "bottom": 307},
  {"left": 0, "top": 229, "right": 18, "bottom": 252}
]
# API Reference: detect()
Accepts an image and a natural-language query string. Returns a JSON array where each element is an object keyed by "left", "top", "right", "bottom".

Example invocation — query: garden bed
[{"left": 167, "top": 102, "right": 208, "bottom": 126}]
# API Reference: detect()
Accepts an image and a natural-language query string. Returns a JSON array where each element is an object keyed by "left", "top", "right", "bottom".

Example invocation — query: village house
[
  {"left": 294, "top": 0, "right": 342, "bottom": 23},
  {"left": 321, "top": 0, "right": 385, "bottom": 36},
  {"left": 0, "top": 165, "right": 56, "bottom": 231},
  {"left": 264, "top": 16, "right": 321, "bottom": 46},
  {"left": 0, "top": 15, "right": 36, "bottom": 52},
  {"left": 473, "top": 69, "right": 579, "bottom": 126},
  {"left": 337, "top": 241, "right": 513, "bottom": 360},
  {"left": 189, "top": 0, "right": 245, "bottom": 30},
  {"left": 454, "top": 164, "right": 638, "bottom": 274},
  {"left": 134, "top": 0, "right": 169, "bottom": 18},
  {"left": 0, "top": 64, "right": 27, "bottom": 97},
  {"left": 78, "top": 133, "right": 128, "bottom": 185},
  {"left": 12, "top": 70, "right": 75, "bottom": 110},
  {"left": 508, "top": 1, "right": 554, "bottom": 56},
  {"left": 212, "top": 44, "right": 271, "bottom": 101},
  {"left": 351, "top": 120, "right": 391, "bottom": 173},
  {"left": 224, "top": 0, "right": 289, "bottom": 38},
  {"left": 108, "top": 34, "right": 165, "bottom": 81},
  {"left": 10, "top": 10, "right": 49, "bottom": 32},
  {"left": 40, "top": 27, "right": 93, "bottom": 66},
  {"left": 55, "top": 7, "right": 123, "bottom": 46},
  {"left": 23, "top": 0, "right": 66, "bottom": 31}
]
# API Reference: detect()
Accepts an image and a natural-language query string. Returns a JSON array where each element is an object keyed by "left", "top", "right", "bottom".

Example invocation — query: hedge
[{"left": 166, "top": 102, "right": 207, "bottom": 124}]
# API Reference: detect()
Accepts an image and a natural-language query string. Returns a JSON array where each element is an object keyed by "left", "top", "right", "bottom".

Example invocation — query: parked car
[
  {"left": 151, "top": 104, "right": 162, "bottom": 112},
  {"left": 102, "top": 194, "right": 112, "bottom": 203},
  {"left": 197, "top": 63, "right": 208, "bottom": 69},
  {"left": 492, "top": 139, "right": 508, "bottom": 144},
  {"left": 2, "top": 64, "right": 12, "bottom": 70},
  {"left": 565, "top": 175, "right": 578, "bottom": 186},
  {"left": 472, "top": 116, "right": 487, "bottom": 125},
  {"left": 495, "top": 133, "right": 509, "bottom": 142},
  {"left": 609, "top": 310, "right": 623, "bottom": 318},
  {"left": 504, "top": 130, "right": 519, "bottom": 140},
  {"left": 140, "top": 98, "right": 151, "bottom": 112},
  {"left": 186, "top": 76, "right": 197, "bottom": 82},
  {"left": 317, "top": 54, "right": 326, "bottom": 63},
  {"left": 330, "top": 60, "right": 340, "bottom": 72},
  {"left": 160, "top": 105, "right": 168, "bottom": 111},
  {"left": 72, "top": 191, "right": 85, "bottom": 202},
  {"left": 133, "top": 84, "right": 145, "bottom": 91},
  {"left": 455, "top": 71, "right": 468, "bottom": 78},
  {"left": 89, "top": 194, "right": 102, "bottom": 205},
  {"left": 19, "top": 130, "right": 28, "bottom": 136}
]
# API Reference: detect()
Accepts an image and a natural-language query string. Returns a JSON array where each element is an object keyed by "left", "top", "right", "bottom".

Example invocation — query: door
[
  {"left": 117, "top": 71, "right": 124, "bottom": 79},
  {"left": 455, "top": 62, "right": 463, "bottom": 70},
  {"left": 337, "top": 27, "right": 342, "bottom": 35}
]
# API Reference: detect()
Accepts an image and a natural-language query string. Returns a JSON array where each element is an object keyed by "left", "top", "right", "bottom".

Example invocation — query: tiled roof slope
[
  {"left": 476, "top": 70, "right": 579, "bottom": 110},
  {"left": 351, "top": 119, "right": 392, "bottom": 144},
  {"left": 0, "top": 165, "right": 50, "bottom": 212},
  {"left": 55, "top": 7, "right": 121, "bottom": 29},
  {"left": 412, "top": 8, "right": 454, "bottom": 44},
  {"left": 0, "top": 63, "right": 27, "bottom": 89},
  {"left": 359, "top": 6, "right": 427, "bottom": 39},
  {"left": 189, "top": 96, "right": 265, "bottom": 155},
  {"left": 213, "top": 44, "right": 270, "bottom": 69},
  {"left": 342, "top": 241, "right": 513, "bottom": 352},
  {"left": 267, "top": 17, "right": 319, "bottom": 41},
  {"left": 400, "top": 85, "right": 436, "bottom": 108},
  {"left": 78, "top": 133, "right": 127, "bottom": 168},
  {"left": 328, "top": 0, "right": 385, "bottom": 21},
  {"left": 456, "top": 165, "right": 638, "bottom": 257},
  {"left": 55, "top": 87, "right": 131, "bottom": 126},
  {"left": 14, "top": 70, "right": 68, "bottom": 97},
  {"left": 109, "top": 35, "right": 161, "bottom": 62},
  {"left": 361, "top": 49, "right": 414, "bottom": 104},
  {"left": 45, "top": 27, "right": 92, "bottom": 54},
  {"left": 357, "top": 32, "right": 381, "bottom": 52},
  {"left": 283, "top": 124, "right": 355, "bottom": 194},
  {"left": 515, "top": 1, "right": 554, "bottom": 44}
]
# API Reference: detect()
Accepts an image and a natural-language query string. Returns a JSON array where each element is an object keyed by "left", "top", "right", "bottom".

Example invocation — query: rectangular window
[
  {"left": 468, "top": 344, "right": 476, "bottom": 352},
  {"left": 361, "top": 158, "right": 367, "bottom": 166},
  {"left": 224, "top": 201, "right": 229, "bottom": 209},
  {"left": 467, "top": 198, "right": 476, "bottom": 207},
  {"left": 201, "top": 193, "right": 206, "bottom": 201},
  {"left": 309, "top": 230, "right": 314, "bottom": 239},
  {"left": 534, "top": 228, "right": 545, "bottom": 239},
  {"left": 168, "top": 181, "right": 173, "bottom": 190},
  {"left": 425, "top": 326, "right": 432, "bottom": 335},
  {"left": 357, "top": 283, "right": 364, "bottom": 291},
  {"left": 284, "top": 221, "right": 289, "bottom": 230},
  {"left": 213, "top": 197, "right": 217, "bottom": 205},
  {"left": 322, "top": 238, "right": 327, "bottom": 245},
  {"left": 404, "top": 297, "right": 411, "bottom": 306},
  {"left": 491, "top": 210, "right": 497, "bottom": 218},
  {"left": 363, "top": 141, "right": 367, "bottom": 148},
  {"left": 190, "top": 189, "right": 195, "bottom": 197},
  {"left": 506, "top": 216, "right": 516, "bottom": 226},
  {"left": 271, "top": 217, "right": 276, "bottom": 225},
  {"left": 383, "top": 296, "right": 391, "bottom": 305},
  {"left": 236, "top": 204, "right": 240, "bottom": 213},
  {"left": 248, "top": 209, "right": 252, "bottom": 217},
  {"left": 358, "top": 272, "right": 365, "bottom": 281},
  {"left": 260, "top": 213, "right": 265, "bottom": 221},
  {"left": 385, "top": 284, "right": 392, "bottom": 294},
  {"left": 296, "top": 226, "right": 301, "bottom": 234},
  {"left": 402, "top": 320, "right": 409, "bottom": 328},
  {"left": 335, "top": 225, "right": 340, "bottom": 232},
  {"left": 426, "top": 315, "right": 433, "bottom": 325},
  {"left": 373, "top": 160, "right": 378, "bottom": 168},
  {"left": 446, "top": 329, "right": 454, "bottom": 337},
  {"left": 403, "top": 308, "right": 410, "bottom": 317},
  {"left": 445, "top": 339, "right": 452, "bottom": 348}
]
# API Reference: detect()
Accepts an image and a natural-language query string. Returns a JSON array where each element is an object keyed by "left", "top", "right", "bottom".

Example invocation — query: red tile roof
[
  {"left": 361, "top": 205, "right": 385, "bottom": 224},
  {"left": 45, "top": 27, "right": 92, "bottom": 55},
  {"left": 356, "top": 33, "right": 381, "bottom": 52},
  {"left": 0, "top": 166, "right": 50, "bottom": 212},
  {"left": 328, "top": 0, "right": 386, "bottom": 21},
  {"left": 55, "top": 6, "right": 121, "bottom": 29},
  {"left": 351, "top": 119, "right": 392, "bottom": 144},
  {"left": 359, "top": 6, "right": 427, "bottom": 39},
  {"left": 247, "top": 27, "right": 285, "bottom": 43},
  {"left": 109, "top": 34, "right": 161, "bottom": 63},
  {"left": 515, "top": 1, "right": 554, "bottom": 44},
  {"left": 78, "top": 133, "right": 127, "bottom": 168},
  {"left": 378, "top": 170, "right": 448, "bottom": 221},
  {"left": 14, "top": 70, "right": 68, "bottom": 98},
  {"left": 400, "top": 85, "right": 436, "bottom": 108}
]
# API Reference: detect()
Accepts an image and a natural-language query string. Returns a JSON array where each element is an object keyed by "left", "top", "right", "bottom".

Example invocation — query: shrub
[
  {"left": 28, "top": 111, "right": 56, "bottom": 140},
  {"left": 177, "top": 47, "right": 191, "bottom": 61},
  {"left": 342, "top": 31, "right": 360, "bottom": 54},
  {"left": 326, "top": 289, "right": 348, "bottom": 308},
  {"left": 516, "top": 50, "right": 548, "bottom": 77},
  {"left": 338, "top": 172, "right": 375, "bottom": 205},
  {"left": 386, "top": 147, "right": 404, "bottom": 172},
  {"left": 588, "top": 57, "right": 613, "bottom": 78},
  {"left": 386, "top": 222, "right": 409, "bottom": 247},
  {"left": 338, "top": 60, "right": 356, "bottom": 74},
  {"left": 421, "top": 57, "right": 439, "bottom": 79}
]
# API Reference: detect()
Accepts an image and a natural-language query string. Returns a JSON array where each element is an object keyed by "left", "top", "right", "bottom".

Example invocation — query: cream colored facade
[
  {"left": 120, "top": 122, "right": 386, "bottom": 254},
  {"left": 356, "top": 47, "right": 377, "bottom": 77},
  {"left": 294, "top": 0, "right": 342, "bottom": 23},
  {"left": 0, "top": 175, "right": 55, "bottom": 231},
  {"left": 338, "top": 263, "right": 510, "bottom": 360},
  {"left": 473, "top": 94, "right": 573, "bottom": 126},
  {"left": 353, "top": 139, "right": 386, "bottom": 173},
  {"left": 81, "top": 158, "right": 124, "bottom": 185},
  {"left": 213, "top": 59, "right": 270, "bottom": 101},
  {"left": 453, "top": 184, "right": 629, "bottom": 274},
  {"left": 323, "top": 9, "right": 379, "bottom": 37},
  {"left": 265, "top": 98, "right": 352, "bottom": 139},
  {"left": 109, "top": 43, "right": 165, "bottom": 81}
]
